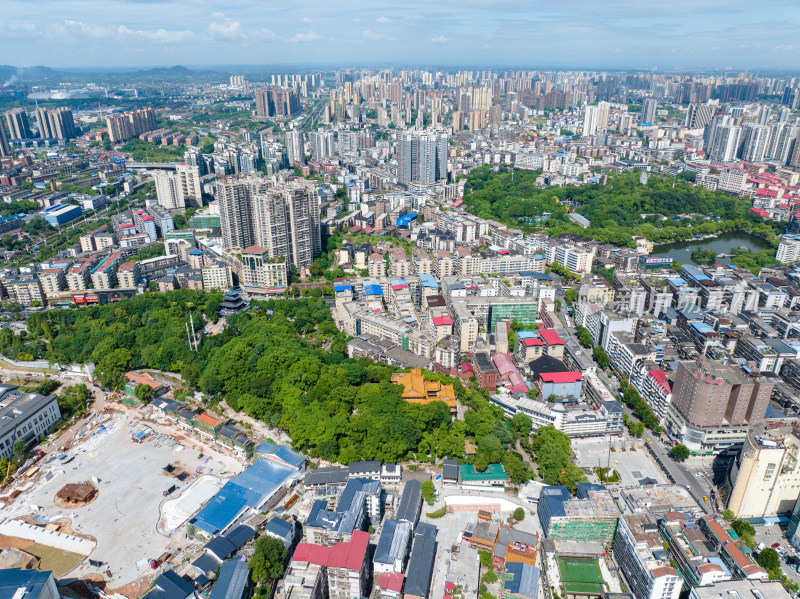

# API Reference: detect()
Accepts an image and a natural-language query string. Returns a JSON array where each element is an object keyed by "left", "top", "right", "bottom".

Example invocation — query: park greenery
[
  {"left": 126, "top": 243, "right": 165, "bottom": 263},
  {"left": 523, "top": 425, "right": 587, "bottom": 492},
  {"left": 121, "top": 139, "right": 185, "bottom": 162},
  {"left": 8, "top": 291, "right": 547, "bottom": 481},
  {"left": 690, "top": 249, "right": 717, "bottom": 265},
  {"left": 462, "top": 166, "right": 784, "bottom": 272}
]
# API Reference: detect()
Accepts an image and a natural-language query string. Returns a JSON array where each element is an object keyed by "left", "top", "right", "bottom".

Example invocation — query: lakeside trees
[{"left": 462, "top": 167, "right": 784, "bottom": 253}]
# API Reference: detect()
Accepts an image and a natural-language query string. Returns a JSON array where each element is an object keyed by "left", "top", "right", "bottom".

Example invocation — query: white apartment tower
[
  {"left": 153, "top": 171, "right": 185, "bottom": 210},
  {"left": 398, "top": 131, "right": 448, "bottom": 185}
]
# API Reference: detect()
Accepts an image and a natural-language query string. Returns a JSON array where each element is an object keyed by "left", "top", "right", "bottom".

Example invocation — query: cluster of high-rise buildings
[
  {"left": 105, "top": 107, "right": 157, "bottom": 143},
  {"left": 2, "top": 106, "right": 76, "bottom": 142},
  {"left": 216, "top": 176, "right": 321, "bottom": 269},
  {"left": 255, "top": 87, "right": 301, "bottom": 119}
]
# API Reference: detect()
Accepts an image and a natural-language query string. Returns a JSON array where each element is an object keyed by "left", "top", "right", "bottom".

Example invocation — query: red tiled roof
[
  {"left": 648, "top": 370, "right": 672, "bottom": 394},
  {"left": 538, "top": 329, "right": 564, "bottom": 345},
  {"left": 538, "top": 372, "right": 583, "bottom": 384},
  {"left": 292, "top": 530, "right": 369, "bottom": 571},
  {"left": 376, "top": 572, "right": 404, "bottom": 593},
  {"left": 432, "top": 315, "right": 453, "bottom": 326},
  {"left": 522, "top": 337, "right": 543, "bottom": 347}
]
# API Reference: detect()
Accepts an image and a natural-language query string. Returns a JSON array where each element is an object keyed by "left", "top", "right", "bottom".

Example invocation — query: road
[
  {"left": 645, "top": 437, "right": 714, "bottom": 513},
  {"left": 557, "top": 321, "right": 713, "bottom": 513}
]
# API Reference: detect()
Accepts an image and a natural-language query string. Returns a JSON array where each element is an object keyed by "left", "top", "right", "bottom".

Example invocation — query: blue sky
[{"left": 2, "top": 0, "right": 798, "bottom": 69}]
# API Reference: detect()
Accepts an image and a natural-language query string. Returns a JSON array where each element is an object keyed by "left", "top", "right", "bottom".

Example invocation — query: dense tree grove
[
  {"left": 12, "top": 291, "right": 543, "bottom": 476},
  {"left": 527, "top": 426, "right": 587, "bottom": 492},
  {"left": 463, "top": 166, "right": 784, "bottom": 253}
]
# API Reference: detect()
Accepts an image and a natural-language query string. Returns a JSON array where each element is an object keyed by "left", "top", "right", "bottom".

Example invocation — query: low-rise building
[{"left": 0, "top": 392, "right": 61, "bottom": 458}]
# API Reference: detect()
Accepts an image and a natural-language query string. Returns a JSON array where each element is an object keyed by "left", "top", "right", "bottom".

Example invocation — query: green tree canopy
[
  {"left": 671, "top": 444, "right": 691, "bottom": 461},
  {"left": 248, "top": 535, "right": 287, "bottom": 583}
]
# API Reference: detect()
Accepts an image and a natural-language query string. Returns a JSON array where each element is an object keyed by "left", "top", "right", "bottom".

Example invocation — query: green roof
[{"left": 459, "top": 463, "right": 509, "bottom": 481}]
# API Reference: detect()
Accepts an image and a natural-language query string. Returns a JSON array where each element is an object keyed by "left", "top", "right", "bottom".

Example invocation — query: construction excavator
[
  {"left": 1, "top": 460, "right": 12, "bottom": 490},
  {"left": 108, "top": 387, "right": 121, "bottom": 403}
]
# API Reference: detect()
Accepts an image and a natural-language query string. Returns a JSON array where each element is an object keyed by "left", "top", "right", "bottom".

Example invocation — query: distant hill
[
  {"left": 135, "top": 65, "right": 194, "bottom": 77},
  {"left": 19, "top": 66, "right": 60, "bottom": 79},
  {"left": 0, "top": 65, "right": 60, "bottom": 85}
]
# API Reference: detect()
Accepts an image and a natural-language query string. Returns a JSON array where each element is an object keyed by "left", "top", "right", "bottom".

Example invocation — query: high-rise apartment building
[
  {"left": 765, "top": 123, "right": 798, "bottom": 164},
  {"left": 0, "top": 121, "right": 10, "bottom": 157},
  {"left": 106, "top": 108, "right": 156, "bottom": 143},
  {"left": 727, "top": 420, "right": 800, "bottom": 519},
  {"left": 35, "top": 107, "right": 76, "bottom": 139},
  {"left": 664, "top": 358, "right": 772, "bottom": 453},
  {"left": 308, "top": 131, "right": 335, "bottom": 163},
  {"left": 739, "top": 123, "right": 770, "bottom": 162},
  {"left": 596, "top": 101, "right": 610, "bottom": 130},
  {"left": 685, "top": 104, "right": 713, "bottom": 130},
  {"left": 708, "top": 124, "right": 742, "bottom": 163},
  {"left": 177, "top": 164, "right": 203, "bottom": 206},
  {"left": 285, "top": 130, "right": 305, "bottom": 166},
  {"left": 252, "top": 184, "right": 321, "bottom": 268},
  {"left": 4, "top": 108, "right": 33, "bottom": 139},
  {"left": 217, "top": 177, "right": 262, "bottom": 250},
  {"left": 217, "top": 177, "right": 320, "bottom": 269},
  {"left": 583, "top": 105, "right": 598, "bottom": 136},
  {"left": 255, "top": 88, "right": 301, "bottom": 118},
  {"left": 790, "top": 130, "right": 800, "bottom": 168},
  {"left": 153, "top": 171, "right": 185, "bottom": 210},
  {"left": 640, "top": 98, "right": 658, "bottom": 124},
  {"left": 106, "top": 114, "right": 134, "bottom": 144},
  {"left": 398, "top": 131, "right": 448, "bottom": 185}
]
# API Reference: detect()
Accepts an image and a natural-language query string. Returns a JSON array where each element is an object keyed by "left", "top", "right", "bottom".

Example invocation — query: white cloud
[
  {"left": 430, "top": 35, "right": 449, "bottom": 43},
  {"left": 302, "top": 17, "right": 312, "bottom": 23},
  {"left": 293, "top": 31, "right": 319, "bottom": 42},
  {"left": 362, "top": 29, "right": 386, "bottom": 40},
  {"left": 207, "top": 12, "right": 244, "bottom": 41},
  {"left": 376, "top": 16, "right": 391, "bottom": 24},
  {"left": 207, "top": 12, "right": 275, "bottom": 41},
  {"left": 406, "top": 14, "right": 426, "bottom": 22},
  {"left": 50, "top": 20, "right": 194, "bottom": 43}
]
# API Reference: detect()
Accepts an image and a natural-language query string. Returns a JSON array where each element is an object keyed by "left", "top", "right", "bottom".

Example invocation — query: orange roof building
[{"left": 391, "top": 369, "right": 457, "bottom": 414}]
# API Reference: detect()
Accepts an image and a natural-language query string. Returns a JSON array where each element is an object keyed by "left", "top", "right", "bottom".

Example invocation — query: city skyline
[{"left": 2, "top": 0, "right": 799, "bottom": 70}]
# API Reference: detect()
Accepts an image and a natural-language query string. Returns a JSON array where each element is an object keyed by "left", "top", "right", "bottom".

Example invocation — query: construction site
[{"left": 0, "top": 387, "right": 245, "bottom": 597}]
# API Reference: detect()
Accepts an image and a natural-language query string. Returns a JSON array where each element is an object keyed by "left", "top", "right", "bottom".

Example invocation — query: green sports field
[{"left": 556, "top": 557, "right": 606, "bottom": 596}]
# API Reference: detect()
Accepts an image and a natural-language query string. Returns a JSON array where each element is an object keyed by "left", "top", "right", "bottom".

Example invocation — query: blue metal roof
[
  {"left": 504, "top": 562, "right": 540, "bottom": 599},
  {"left": 265, "top": 516, "right": 293, "bottom": 539},
  {"left": 209, "top": 560, "right": 250, "bottom": 599},
  {"left": 517, "top": 271, "right": 553, "bottom": 281},
  {"left": 254, "top": 442, "right": 306, "bottom": 468},
  {"left": 334, "top": 285, "right": 352, "bottom": 292},
  {"left": 418, "top": 273, "right": 438, "bottom": 288},
  {"left": 192, "top": 459, "right": 296, "bottom": 534},
  {"left": 0, "top": 569, "right": 55, "bottom": 599},
  {"left": 691, "top": 322, "right": 715, "bottom": 334},
  {"left": 374, "top": 519, "right": 413, "bottom": 565},
  {"left": 397, "top": 213, "right": 418, "bottom": 227},
  {"left": 365, "top": 284, "right": 383, "bottom": 296}
]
